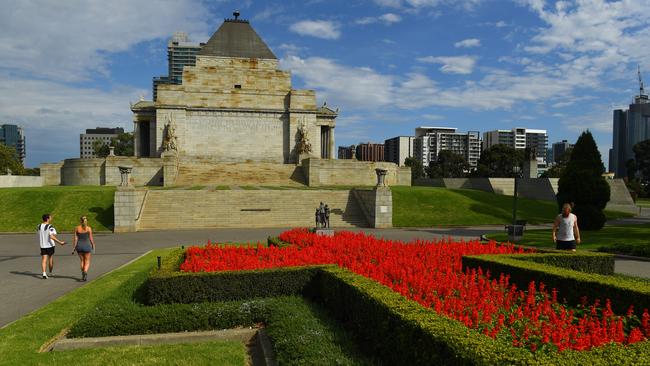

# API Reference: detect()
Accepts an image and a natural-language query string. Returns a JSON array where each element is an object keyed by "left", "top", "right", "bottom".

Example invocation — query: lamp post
[
  {"left": 512, "top": 165, "right": 521, "bottom": 226},
  {"left": 507, "top": 164, "right": 524, "bottom": 242}
]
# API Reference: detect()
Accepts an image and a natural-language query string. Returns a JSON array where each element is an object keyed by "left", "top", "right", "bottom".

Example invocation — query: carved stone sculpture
[
  {"left": 162, "top": 115, "right": 178, "bottom": 152},
  {"left": 296, "top": 120, "right": 312, "bottom": 155}
]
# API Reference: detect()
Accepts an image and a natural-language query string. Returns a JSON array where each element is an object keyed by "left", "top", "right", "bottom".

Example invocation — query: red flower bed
[{"left": 181, "top": 228, "right": 650, "bottom": 352}]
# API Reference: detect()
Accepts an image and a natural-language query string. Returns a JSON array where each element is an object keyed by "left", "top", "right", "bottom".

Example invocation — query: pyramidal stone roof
[{"left": 198, "top": 18, "right": 277, "bottom": 59}]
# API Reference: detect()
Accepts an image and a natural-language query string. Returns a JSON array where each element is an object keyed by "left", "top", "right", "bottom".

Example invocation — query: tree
[
  {"left": 0, "top": 143, "right": 24, "bottom": 175},
  {"left": 404, "top": 157, "right": 424, "bottom": 182},
  {"left": 427, "top": 150, "right": 469, "bottom": 178},
  {"left": 556, "top": 131, "right": 610, "bottom": 230},
  {"left": 93, "top": 132, "right": 134, "bottom": 158},
  {"left": 472, "top": 144, "right": 524, "bottom": 177},
  {"left": 541, "top": 148, "right": 572, "bottom": 178}
]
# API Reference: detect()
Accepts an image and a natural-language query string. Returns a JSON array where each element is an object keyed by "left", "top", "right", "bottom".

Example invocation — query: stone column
[
  {"left": 118, "top": 166, "right": 133, "bottom": 187},
  {"left": 133, "top": 120, "right": 140, "bottom": 158},
  {"left": 328, "top": 126, "right": 335, "bottom": 159},
  {"left": 373, "top": 186, "right": 393, "bottom": 228}
]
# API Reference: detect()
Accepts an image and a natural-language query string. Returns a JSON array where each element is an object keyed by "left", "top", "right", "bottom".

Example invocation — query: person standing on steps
[
  {"left": 37, "top": 214, "right": 66, "bottom": 279},
  {"left": 72, "top": 216, "right": 95, "bottom": 281},
  {"left": 552, "top": 203, "right": 581, "bottom": 252}
]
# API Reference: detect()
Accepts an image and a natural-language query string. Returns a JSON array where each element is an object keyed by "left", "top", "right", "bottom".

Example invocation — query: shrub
[
  {"left": 513, "top": 251, "right": 615, "bottom": 275},
  {"left": 462, "top": 254, "right": 650, "bottom": 314},
  {"left": 598, "top": 243, "right": 650, "bottom": 259},
  {"left": 267, "top": 236, "right": 292, "bottom": 248},
  {"left": 557, "top": 131, "right": 610, "bottom": 230}
]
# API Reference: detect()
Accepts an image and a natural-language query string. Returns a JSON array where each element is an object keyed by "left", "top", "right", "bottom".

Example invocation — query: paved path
[{"left": 1, "top": 226, "right": 649, "bottom": 328}]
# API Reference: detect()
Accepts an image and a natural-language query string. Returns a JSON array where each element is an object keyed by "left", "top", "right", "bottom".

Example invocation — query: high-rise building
[
  {"left": 384, "top": 136, "right": 415, "bottom": 166},
  {"left": 0, "top": 124, "right": 26, "bottom": 163},
  {"left": 338, "top": 146, "right": 353, "bottom": 159},
  {"left": 414, "top": 127, "right": 481, "bottom": 168},
  {"left": 609, "top": 69, "right": 650, "bottom": 177},
  {"left": 153, "top": 32, "right": 202, "bottom": 101},
  {"left": 80, "top": 127, "right": 124, "bottom": 158},
  {"left": 483, "top": 127, "right": 548, "bottom": 167},
  {"left": 552, "top": 140, "right": 574, "bottom": 163},
  {"left": 356, "top": 143, "right": 384, "bottom": 162}
]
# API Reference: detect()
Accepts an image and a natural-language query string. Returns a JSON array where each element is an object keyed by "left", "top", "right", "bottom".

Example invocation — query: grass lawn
[
  {"left": 0, "top": 186, "right": 115, "bottom": 232},
  {"left": 0, "top": 250, "right": 246, "bottom": 366},
  {"left": 486, "top": 224, "right": 650, "bottom": 254},
  {"left": 636, "top": 198, "right": 650, "bottom": 208},
  {"left": 391, "top": 186, "right": 632, "bottom": 227}
]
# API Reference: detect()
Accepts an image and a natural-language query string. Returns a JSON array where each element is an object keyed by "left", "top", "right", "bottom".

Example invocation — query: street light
[{"left": 512, "top": 165, "right": 521, "bottom": 226}]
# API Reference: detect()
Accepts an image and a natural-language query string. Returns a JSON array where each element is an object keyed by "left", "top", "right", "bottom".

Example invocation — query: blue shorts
[{"left": 556, "top": 240, "right": 576, "bottom": 250}]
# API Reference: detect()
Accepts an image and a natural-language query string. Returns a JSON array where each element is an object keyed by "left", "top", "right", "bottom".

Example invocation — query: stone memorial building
[{"left": 131, "top": 14, "right": 335, "bottom": 163}]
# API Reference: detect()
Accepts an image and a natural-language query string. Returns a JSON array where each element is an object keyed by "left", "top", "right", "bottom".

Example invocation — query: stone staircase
[
  {"left": 173, "top": 159, "right": 306, "bottom": 186},
  {"left": 137, "top": 189, "right": 368, "bottom": 230}
]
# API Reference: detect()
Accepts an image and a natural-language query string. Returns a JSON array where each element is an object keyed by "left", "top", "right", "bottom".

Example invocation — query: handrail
[{"left": 135, "top": 189, "right": 149, "bottom": 222}]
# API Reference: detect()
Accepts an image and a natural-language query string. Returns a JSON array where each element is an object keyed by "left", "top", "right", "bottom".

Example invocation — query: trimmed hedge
[
  {"left": 513, "top": 251, "right": 615, "bottom": 275},
  {"left": 147, "top": 249, "right": 323, "bottom": 304},
  {"left": 267, "top": 236, "right": 293, "bottom": 248},
  {"left": 313, "top": 266, "right": 650, "bottom": 365},
  {"left": 598, "top": 243, "right": 650, "bottom": 259},
  {"left": 462, "top": 254, "right": 650, "bottom": 314}
]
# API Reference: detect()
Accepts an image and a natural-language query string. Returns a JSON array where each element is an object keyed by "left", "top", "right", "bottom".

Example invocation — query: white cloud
[
  {"left": 290, "top": 20, "right": 341, "bottom": 39},
  {"left": 454, "top": 38, "right": 481, "bottom": 48},
  {"left": 281, "top": 55, "right": 393, "bottom": 108},
  {"left": 253, "top": 5, "right": 284, "bottom": 22},
  {"left": 374, "top": 0, "right": 483, "bottom": 10},
  {"left": 417, "top": 56, "right": 477, "bottom": 74},
  {"left": 0, "top": 0, "right": 211, "bottom": 82},
  {"left": 495, "top": 20, "right": 507, "bottom": 27},
  {"left": 356, "top": 13, "right": 402, "bottom": 25},
  {"left": 0, "top": 75, "right": 145, "bottom": 166}
]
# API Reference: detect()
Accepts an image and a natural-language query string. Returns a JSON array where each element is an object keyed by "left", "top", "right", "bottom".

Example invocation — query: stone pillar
[
  {"left": 162, "top": 151, "right": 179, "bottom": 187},
  {"left": 375, "top": 168, "right": 388, "bottom": 187},
  {"left": 373, "top": 186, "right": 392, "bottom": 228},
  {"left": 113, "top": 187, "right": 138, "bottom": 232},
  {"left": 328, "top": 126, "right": 335, "bottom": 159},
  {"left": 108, "top": 146, "right": 115, "bottom": 157}
]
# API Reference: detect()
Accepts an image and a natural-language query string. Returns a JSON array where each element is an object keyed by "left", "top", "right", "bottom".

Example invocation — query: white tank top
[{"left": 556, "top": 213, "right": 576, "bottom": 241}]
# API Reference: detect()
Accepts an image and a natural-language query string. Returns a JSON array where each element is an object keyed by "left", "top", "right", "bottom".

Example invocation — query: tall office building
[
  {"left": 153, "top": 32, "right": 202, "bottom": 101},
  {"left": 385, "top": 136, "right": 415, "bottom": 166},
  {"left": 80, "top": 127, "right": 124, "bottom": 158},
  {"left": 414, "top": 127, "right": 481, "bottom": 168},
  {"left": 0, "top": 124, "right": 26, "bottom": 163},
  {"left": 609, "top": 70, "right": 650, "bottom": 177},
  {"left": 483, "top": 127, "right": 548, "bottom": 167},
  {"left": 356, "top": 143, "right": 385, "bottom": 162},
  {"left": 552, "top": 140, "right": 574, "bottom": 163},
  {"left": 338, "top": 146, "right": 353, "bottom": 159}
]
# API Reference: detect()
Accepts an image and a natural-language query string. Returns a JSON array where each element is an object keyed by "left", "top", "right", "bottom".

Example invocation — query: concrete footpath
[{"left": 1, "top": 226, "right": 649, "bottom": 329}]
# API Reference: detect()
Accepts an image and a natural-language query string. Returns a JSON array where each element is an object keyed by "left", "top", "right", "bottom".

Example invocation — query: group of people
[
  {"left": 315, "top": 202, "right": 330, "bottom": 228},
  {"left": 38, "top": 213, "right": 96, "bottom": 281}
]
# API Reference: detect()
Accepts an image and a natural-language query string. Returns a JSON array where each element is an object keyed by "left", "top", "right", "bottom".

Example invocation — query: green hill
[{"left": 0, "top": 186, "right": 115, "bottom": 232}]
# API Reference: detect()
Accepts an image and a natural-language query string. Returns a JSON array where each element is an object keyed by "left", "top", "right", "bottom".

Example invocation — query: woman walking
[{"left": 72, "top": 216, "right": 95, "bottom": 281}]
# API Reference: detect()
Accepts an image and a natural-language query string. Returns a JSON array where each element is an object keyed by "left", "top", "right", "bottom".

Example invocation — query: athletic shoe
[
  {"left": 42, "top": 273, "right": 47, "bottom": 279},
  {"left": 82, "top": 272, "right": 87, "bottom": 281}
]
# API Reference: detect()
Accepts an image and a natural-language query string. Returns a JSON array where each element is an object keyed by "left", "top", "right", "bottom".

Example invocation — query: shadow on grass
[{"left": 89, "top": 204, "right": 114, "bottom": 229}]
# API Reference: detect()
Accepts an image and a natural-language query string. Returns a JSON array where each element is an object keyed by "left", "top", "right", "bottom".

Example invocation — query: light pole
[{"left": 508, "top": 164, "right": 523, "bottom": 242}]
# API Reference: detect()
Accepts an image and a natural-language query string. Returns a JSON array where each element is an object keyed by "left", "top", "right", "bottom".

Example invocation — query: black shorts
[
  {"left": 556, "top": 240, "right": 576, "bottom": 250},
  {"left": 40, "top": 247, "right": 55, "bottom": 256}
]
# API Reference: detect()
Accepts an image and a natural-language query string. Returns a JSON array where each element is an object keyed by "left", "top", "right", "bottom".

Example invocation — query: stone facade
[
  {"left": 41, "top": 158, "right": 163, "bottom": 186},
  {"left": 0, "top": 175, "right": 43, "bottom": 188},
  {"left": 132, "top": 19, "right": 336, "bottom": 164}
]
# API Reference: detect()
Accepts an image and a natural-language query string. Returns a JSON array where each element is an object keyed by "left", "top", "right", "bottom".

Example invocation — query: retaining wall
[{"left": 0, "top": 175, "right": 43, "bottom": 188}]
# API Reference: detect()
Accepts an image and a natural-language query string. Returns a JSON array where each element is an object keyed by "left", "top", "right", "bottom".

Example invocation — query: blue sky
[{"left": 1, "top": 0, "right": 649, "bottom": 168}]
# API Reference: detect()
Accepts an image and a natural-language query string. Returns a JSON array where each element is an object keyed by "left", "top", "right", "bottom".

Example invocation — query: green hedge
[
  {"left": 313, "top": 266, "right": 650, "bottom": 365},
  {"left": 513, "top": 251, "right": 615, "bottom": 275},
  {"left": 146, "top": 249, "right": 322, "bottom": 304},
  {"left": 598, "top": 243, "right": 650, "bottom": 259},
  {"left": 267, "top": 236, "right": 293, "bottom": 248},
  {"left": 462, "top": 254, "right": 650, "bottom": 314}
]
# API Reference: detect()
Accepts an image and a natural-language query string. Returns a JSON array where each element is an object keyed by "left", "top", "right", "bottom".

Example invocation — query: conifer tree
[{"left": 556, "top": 131, "right": 610, "bottom": 230}]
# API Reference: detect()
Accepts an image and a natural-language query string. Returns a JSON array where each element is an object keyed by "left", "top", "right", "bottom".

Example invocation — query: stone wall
[
  {"left": 303, "top": 158, "right": 411, "bottom": 187},
  {"left": 113, "top": 187, "right": 147, "bottom": 233},
  {"left": 42, "top": 158, "right": 163, "bottom": 187},
  {"left": 414, "top": 177, "right": 637, "bottom": 214},
  {"left": 129, "top": 189, "right": 368, "bottom": 231},
  {"left": 0, "top": 175, "right": 43, "bottom": 188},
  {"left": 40, "top": 162, "right": 63, "bottom": 185},
  {"left": 104, "top": 157, "right": 163, "bottom": 186}
]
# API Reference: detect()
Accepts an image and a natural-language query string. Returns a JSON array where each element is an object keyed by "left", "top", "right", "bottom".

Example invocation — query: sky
[{"left": 1, "top": 0, "right": 649, "bottom": 168}]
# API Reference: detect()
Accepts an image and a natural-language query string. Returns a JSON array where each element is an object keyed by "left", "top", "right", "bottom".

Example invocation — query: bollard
[{"left": 157, "top": 256, "right": 161, "bottom": 270}]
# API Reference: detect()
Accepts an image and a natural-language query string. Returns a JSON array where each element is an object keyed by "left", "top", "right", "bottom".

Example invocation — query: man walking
[{"left": 38, "top": 214, "right": 66, "bottom": 279}]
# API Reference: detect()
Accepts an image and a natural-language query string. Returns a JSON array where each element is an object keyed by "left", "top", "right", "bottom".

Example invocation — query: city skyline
[{"left": 1, "top": 1, "right": 649, "bottom": 167}]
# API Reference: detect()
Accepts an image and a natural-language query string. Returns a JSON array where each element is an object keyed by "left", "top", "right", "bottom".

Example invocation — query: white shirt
[
  {"left": 38, "top": 224, "right": 57, "bottom": 248},
  {"left": 556, "top": 213, "right": 576, "bottom": 241}
]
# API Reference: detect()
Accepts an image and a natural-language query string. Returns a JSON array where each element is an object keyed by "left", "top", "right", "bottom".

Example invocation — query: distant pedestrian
[
  {"left": 72, "top": 216, "right": 95, "bottom": 281},
  {"left": 552, "top": 203, "right": 581, "bottom": 251},
  {"left": 37, "top": 214, "right": 66, "bottom": 279}
]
